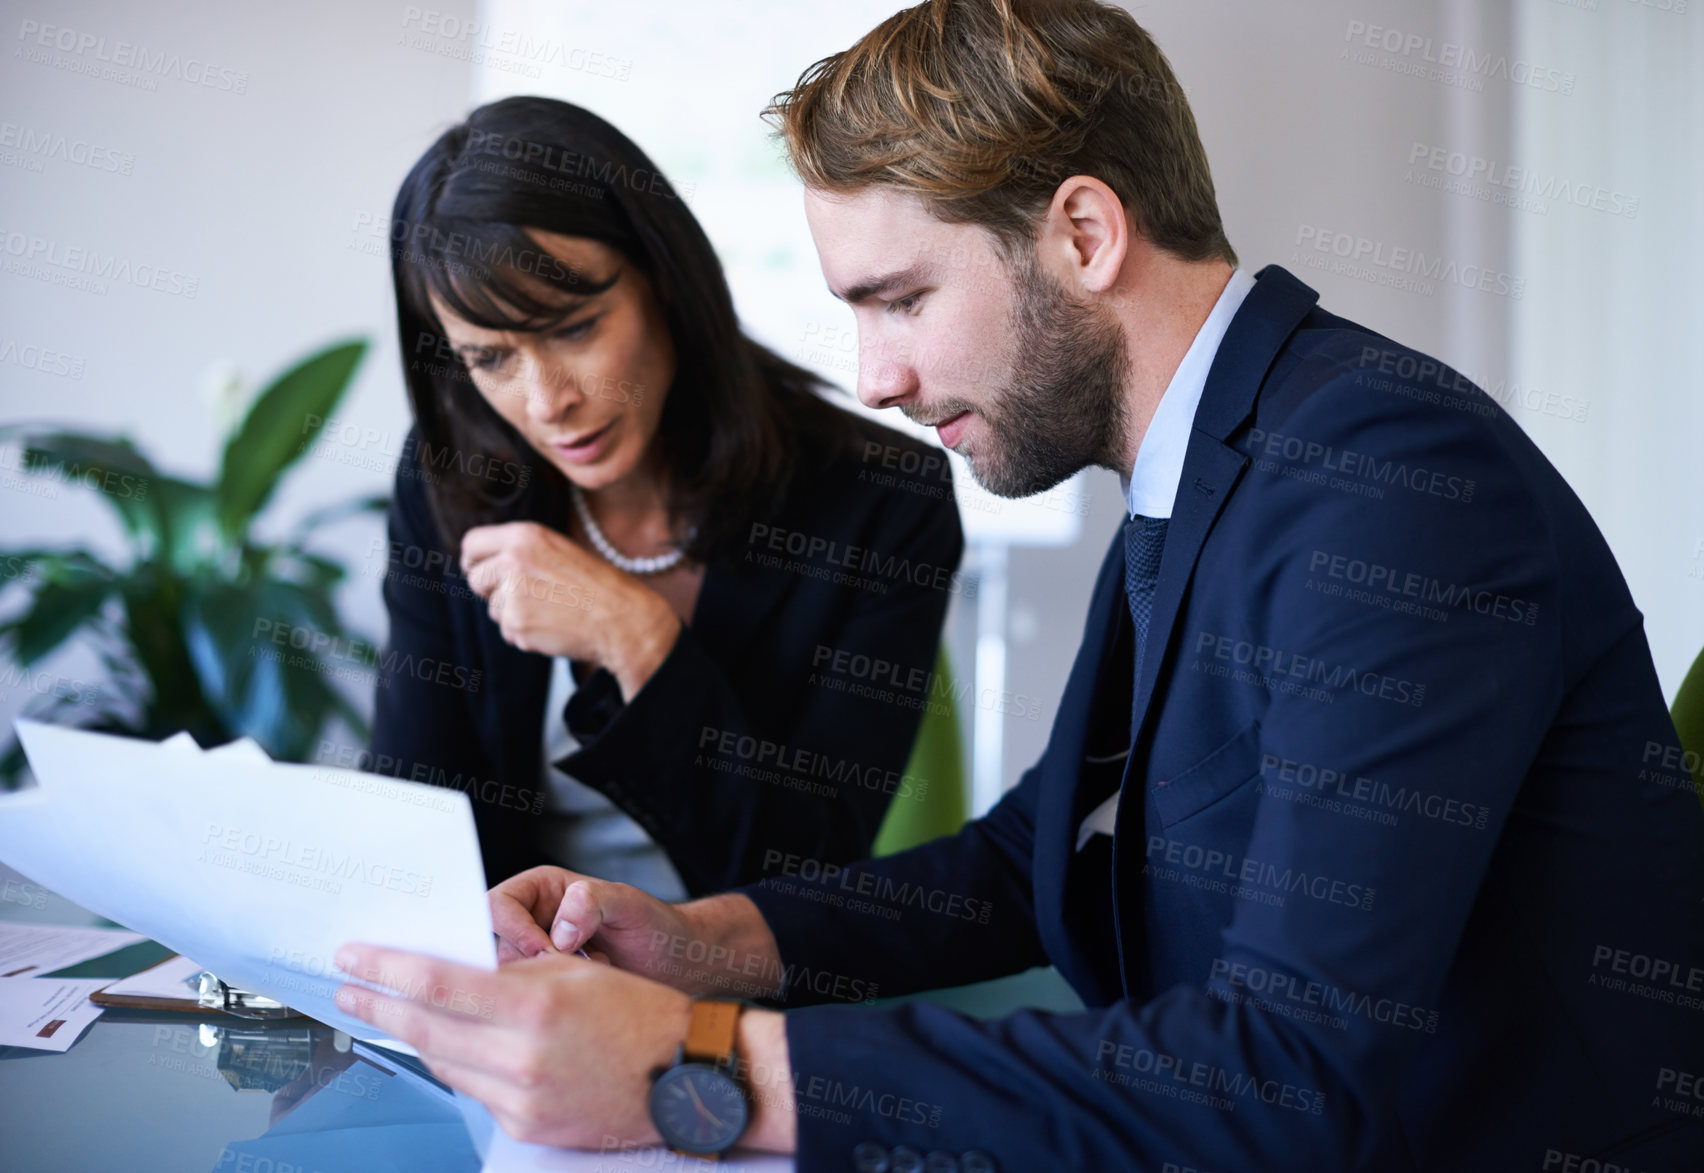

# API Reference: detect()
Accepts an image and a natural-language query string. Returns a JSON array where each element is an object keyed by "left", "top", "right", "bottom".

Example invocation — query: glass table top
[{"left": 0, "top": 887, "right": 484, "bottom": 1173}]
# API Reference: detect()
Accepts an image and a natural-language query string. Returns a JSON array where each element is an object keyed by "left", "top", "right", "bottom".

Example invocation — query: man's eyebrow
[{"left": 832, "top": 264, "right": 930, "bottom": 305}]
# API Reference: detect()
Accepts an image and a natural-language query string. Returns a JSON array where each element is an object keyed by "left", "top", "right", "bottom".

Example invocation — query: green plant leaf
[
  {"left": 0, "top": 346, "right": 376, "bottom": 766},
  {"left": 6, "top": 429, "right": 157, "bottom": 480},
  {"left": 5, "top": 431, "right": 218, "bottom": 571},
  {"left": 215, "top": 339, "right": 368, "bottom": 539},
  {"left": 263, "top": 575, "right": 343, "bottom": 633},
  {"left": 151, "top": 478, "right": 219, "bottom": 575},
  {"left": 0, "top": 547, "right": 109, "bottom": 592},
  {"left": 0, "top": 738, "right": 27, "bottom": 788},
  {"left": 118, "top": 573, "right": 207, "bottom": 738},
  {"left": 180, "top": 576, "right": 376, "bottom": 762},
  {"left": 12, "top": 432, "right": 161, "bottom": 550},
  {"left": 0, "top": 573, "right": 115, "bottom": 666},
  {"left": 267, "top": 650, "right": 364, "bottom": 762}
]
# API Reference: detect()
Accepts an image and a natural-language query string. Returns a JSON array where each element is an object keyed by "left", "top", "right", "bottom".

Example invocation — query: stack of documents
[
  {"left": 0, "top": 720, "right": 496, "bottom": 1040},
  {"left": 0, "top": 922, "right": 146, "bottom": 1052},
  {"left": 0, "top": 974, "right": 108, "bottom": 1052},
  {"left": 0, "top": 922, "right": 144, "bottom": 977}
]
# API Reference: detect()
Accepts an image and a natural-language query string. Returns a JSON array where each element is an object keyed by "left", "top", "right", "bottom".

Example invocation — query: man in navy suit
[{"left": 336, "top": 2, "right": 1704, "bottom": 1168}]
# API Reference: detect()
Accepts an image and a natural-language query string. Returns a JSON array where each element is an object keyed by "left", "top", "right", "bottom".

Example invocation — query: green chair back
[
  {"left": 1671, "top": 644, "right": 1704, "bottom": 811},
  {"left": 874, "top": 646, "right": 969, "bottom": 855}
]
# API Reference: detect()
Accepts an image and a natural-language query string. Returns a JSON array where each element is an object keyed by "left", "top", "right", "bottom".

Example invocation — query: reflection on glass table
[{"left": 0, "top": 1006, "right": 484, "bottom": 1173}]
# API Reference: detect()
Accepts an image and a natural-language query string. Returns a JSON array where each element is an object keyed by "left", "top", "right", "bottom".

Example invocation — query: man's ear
[{"left": 1042, "top": 176, "right": 1129, "bottom": 295}]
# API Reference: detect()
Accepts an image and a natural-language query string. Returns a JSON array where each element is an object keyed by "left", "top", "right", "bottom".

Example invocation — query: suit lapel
[
  {"left": 1108, "top": 267, "right": 1321, "bottom": 995},
  {"left": 1125, "top": 266, "right": 1321, "bottom": 749}
]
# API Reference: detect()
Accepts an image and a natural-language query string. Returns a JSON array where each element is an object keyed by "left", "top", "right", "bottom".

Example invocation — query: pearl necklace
[{"left": 570, "top": 485, "right": 687, "bottom": 575}]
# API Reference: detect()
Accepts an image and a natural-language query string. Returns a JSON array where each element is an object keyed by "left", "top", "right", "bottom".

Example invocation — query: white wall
[{"left": 1509, "top": 0, "right": 1704, "bottom": 696}]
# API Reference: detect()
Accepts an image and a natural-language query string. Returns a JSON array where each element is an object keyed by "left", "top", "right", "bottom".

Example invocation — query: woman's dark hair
[{"left": 390, "top": 95, "right": 847, "bottom": 559}]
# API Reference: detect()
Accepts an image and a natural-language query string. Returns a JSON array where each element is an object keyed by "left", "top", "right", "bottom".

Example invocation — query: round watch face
[{"left": 649, "top": 1062, "right": 750, "bottom": 1154}]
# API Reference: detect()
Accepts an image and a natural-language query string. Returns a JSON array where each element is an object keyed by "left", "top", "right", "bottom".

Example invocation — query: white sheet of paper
[
  {"left": 0, "top": 976, "right": 108, "bottom": 1051},
  {"left": 0, "top": 720, "right": 496, "bottom": 1040},
  {"left": 198, "top": 736, "right": 273, "bottom": 764},
  {"left": 0, "top": 922, "right": 146, "bottom": 977},
  {"left": 92, "top": 953, "right": 205, "bottom": 1000}
]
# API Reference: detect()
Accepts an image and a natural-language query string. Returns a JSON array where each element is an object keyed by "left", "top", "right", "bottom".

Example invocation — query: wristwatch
[{"left": 648, "top": 997, "right": 751, "bottom": 1157}]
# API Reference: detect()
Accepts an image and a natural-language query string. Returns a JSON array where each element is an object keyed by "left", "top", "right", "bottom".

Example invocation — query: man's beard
[{"left": 911, "top": 249, "right": 1130, "bottom": 498}]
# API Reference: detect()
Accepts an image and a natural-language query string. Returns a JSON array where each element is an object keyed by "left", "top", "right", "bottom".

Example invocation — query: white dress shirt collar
[
  {"left": 1120, "top": 268, "right": 1256, "bottom": 520},
  {"left": 1079, "top": 269, "right": 1255, "bottom": 853}
]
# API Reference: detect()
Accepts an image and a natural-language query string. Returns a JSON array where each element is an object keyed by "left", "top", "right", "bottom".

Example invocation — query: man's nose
[{"left": 856, "top": 339, "right": 919, "bottom": 411}]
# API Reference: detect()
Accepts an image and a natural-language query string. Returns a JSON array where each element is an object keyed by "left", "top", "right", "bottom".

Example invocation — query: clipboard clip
[{"left": 195, "top": 970, "right": 295, "bottom": 1020}]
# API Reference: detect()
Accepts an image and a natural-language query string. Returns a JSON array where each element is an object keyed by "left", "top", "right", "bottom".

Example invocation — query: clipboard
[{"left": 91, "top": 954, "right": 305, "bottom": 1019}]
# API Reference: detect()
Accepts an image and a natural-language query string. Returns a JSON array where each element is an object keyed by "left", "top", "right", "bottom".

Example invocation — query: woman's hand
[{"left": 460, "top": 521, "right": 680, "bottom": 699}]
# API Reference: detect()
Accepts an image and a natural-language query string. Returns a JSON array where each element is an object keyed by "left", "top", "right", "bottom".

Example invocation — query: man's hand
[
  {"left": 460, "top": 521, "right": 680, "bottom": 699},
  {"left": 489, "top": 866, "right": 784, "bottom": 1003},
  {"left": 334, "top": 944, "right": 796, "bottom": 1152},
  {"left": 335, "top": 945, "right": 679, "bottom": 1148}
]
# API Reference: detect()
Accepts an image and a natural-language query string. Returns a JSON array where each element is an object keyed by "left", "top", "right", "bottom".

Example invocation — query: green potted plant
[{"left": 0, "top": 339, "right": 386, "bottom": 781}]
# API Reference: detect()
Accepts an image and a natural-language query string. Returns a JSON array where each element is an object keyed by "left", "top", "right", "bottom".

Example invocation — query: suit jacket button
[
  {"left": 852, "top": 1142, "right": 891, "bottom": 1172},
  {"left": 890, "top": 1146, "right": 925, "bottom": 1173},
  {"left": 924, "top": 1152, "right": 960, "bottom": 1173},
  {"left": 961, "top": 1151, "right": 998, "bottom": 1173}
]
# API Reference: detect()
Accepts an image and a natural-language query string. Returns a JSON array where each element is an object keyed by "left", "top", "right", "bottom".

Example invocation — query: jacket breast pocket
[{"left": 1151, "top": 719, "right": 1263, "bottom": 829}]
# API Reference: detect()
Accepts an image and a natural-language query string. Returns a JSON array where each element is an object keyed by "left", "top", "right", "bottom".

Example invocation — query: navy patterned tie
[{"left": 1124, "top": 513, "right": 1169, "bottom": 678}]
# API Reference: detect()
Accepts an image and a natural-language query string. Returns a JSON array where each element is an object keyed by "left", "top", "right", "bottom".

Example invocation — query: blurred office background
[{"left": 1, "top": 0, "right": 1700, "bottom": 812}]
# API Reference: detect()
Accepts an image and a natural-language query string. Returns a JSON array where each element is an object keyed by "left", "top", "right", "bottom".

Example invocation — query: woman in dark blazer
[{"left": 368, "top": 97, "right": 963, "bottom": 898}]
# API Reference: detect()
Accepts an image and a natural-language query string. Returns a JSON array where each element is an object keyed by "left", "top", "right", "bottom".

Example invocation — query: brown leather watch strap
[{"left": 682, "top": 998, "right": 742, "bottom": 1065}]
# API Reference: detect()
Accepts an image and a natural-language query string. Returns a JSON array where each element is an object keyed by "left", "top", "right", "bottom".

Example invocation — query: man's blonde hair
[{"left": 764, "top": 0, "right": 1235, "bottom": 266}]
